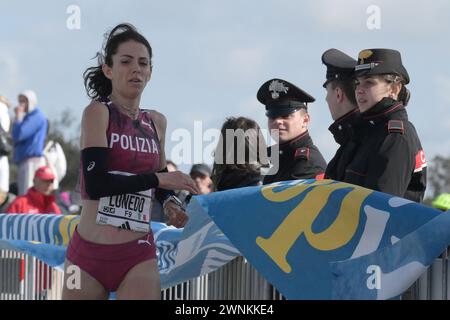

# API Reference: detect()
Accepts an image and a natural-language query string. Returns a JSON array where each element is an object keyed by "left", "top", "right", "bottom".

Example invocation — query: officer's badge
[
  {"left": 269, "top": 80, "right": 289, "bottom": 100},
  {"left": 358, "top": 50, "right": 373, "bottom": 64}
]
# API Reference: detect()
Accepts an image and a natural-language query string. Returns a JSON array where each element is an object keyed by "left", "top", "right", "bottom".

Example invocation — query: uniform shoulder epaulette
[
  {"left": 295, "top": 147, "right": 310, "bottom": 160},
  {"left": 387, "top": 120, "right": 404, "bottom": 134}
]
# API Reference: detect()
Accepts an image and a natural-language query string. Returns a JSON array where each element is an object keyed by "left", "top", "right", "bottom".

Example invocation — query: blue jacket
[{"left": 12, "top": 107, "right": 48, "bottom": 164}]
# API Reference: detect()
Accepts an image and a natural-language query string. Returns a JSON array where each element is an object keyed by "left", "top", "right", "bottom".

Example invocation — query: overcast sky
[{"left": 1, "top": 0, "right": 449, "bottom": 175}]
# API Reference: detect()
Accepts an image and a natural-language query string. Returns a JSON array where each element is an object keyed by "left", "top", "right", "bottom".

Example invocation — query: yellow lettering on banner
[
  {"left": 57, "top": 215, "right": 80, "bottom": 245},
  {"left": 256, "top": 180, "right": 372, "bottom": 273}
]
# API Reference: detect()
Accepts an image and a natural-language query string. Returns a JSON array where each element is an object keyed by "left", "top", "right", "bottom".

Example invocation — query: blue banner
[{"left": 198, "top": 179, "right": 450, "bottom": 299}]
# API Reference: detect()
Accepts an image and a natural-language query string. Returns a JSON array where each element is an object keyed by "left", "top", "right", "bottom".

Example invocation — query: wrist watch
[{"left": 163, "top": 195, "right": 183, "bottom": 211}]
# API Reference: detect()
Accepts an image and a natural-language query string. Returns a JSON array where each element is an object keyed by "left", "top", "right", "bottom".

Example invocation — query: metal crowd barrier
[
  {"left": 0, "top": 250, "right": 64, "bottom": 300},
  {"left": 407, "top": 247, "right": 450, "bottom": 300},
  {"left": 1, "top": 250, "right": 449, "bottom": 300}
]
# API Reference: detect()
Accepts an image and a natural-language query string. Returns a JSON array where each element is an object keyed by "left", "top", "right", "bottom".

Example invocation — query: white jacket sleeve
[{"left": 0, "top": 103, "right": 11, "bottom": 132}]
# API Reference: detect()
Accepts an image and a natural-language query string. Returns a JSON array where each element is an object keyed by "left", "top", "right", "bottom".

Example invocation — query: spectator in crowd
[
  {"left": 432, "top": 193, "right": 450, "bottom": 212},
  {"left": 209, "top": 116, "right": 271, "bottom": 299},
  {"left": 54, "top": 191, "right": 80, "bottom": 215},
  {"left": 190, "top": 163, "right": 213, "bottom": 194},
  {"left": 12, "top": 90, "right": 48, "bottom": 195},
  {"left": 211, "top": 117, "right": 269, "bottom": 191},
  {"left": 44, "top": 122, "right": 67, "bottom": 190},
  {"left": 0, "top": 95, "right": 11, "bottom": 193},
  {"left": 6, "top": 165, "right": 60, "bottom": 298},
  {"left": 6, "top": 166, "right": 61, "bottom": 214}
]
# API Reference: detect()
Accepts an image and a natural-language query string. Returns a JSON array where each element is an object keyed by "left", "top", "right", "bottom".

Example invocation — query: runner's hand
[
  {"left": 164, "top": 201, "right": 189, "bottom": 228},
  {"left": 155, "top": 171, "right": 199, "bottom": 194}
]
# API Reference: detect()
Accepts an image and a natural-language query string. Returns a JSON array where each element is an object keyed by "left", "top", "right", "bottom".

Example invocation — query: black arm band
[
  {"left": 82, "top": 147, "right": 159, "bottom": 199},
  {"left": 155, "top": 166, "right": 175, "bottom": 205}
]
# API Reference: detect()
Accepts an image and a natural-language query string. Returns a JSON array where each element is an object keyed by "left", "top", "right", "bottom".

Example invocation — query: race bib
[{"left": 96, "top": 171, "right": 153, "bottom": 232}]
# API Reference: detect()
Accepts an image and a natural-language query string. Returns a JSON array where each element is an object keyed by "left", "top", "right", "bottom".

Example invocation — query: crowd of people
[
  {"left": 0, "top": 90, "right": 76, "bottom": 215},
  {"left": 0, "top": 22, "right": 433, "bottom": 299}
]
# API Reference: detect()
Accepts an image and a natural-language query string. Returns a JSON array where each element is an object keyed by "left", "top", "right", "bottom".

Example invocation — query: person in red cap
[{"left": 6, "top": 165, "right": 62, "bottom": 214}]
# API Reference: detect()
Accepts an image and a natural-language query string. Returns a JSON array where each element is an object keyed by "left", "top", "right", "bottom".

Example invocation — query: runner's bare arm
[{"left": 80, "top": 101, "right": 109, "bottom": 149}]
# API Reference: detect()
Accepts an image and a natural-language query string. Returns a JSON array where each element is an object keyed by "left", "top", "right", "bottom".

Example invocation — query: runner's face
[{"left": 104, "top": 40, "right": 152, "bottom": 99}]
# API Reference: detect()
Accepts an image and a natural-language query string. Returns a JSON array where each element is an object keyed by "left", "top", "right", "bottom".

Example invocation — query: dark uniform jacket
[
  {"left": 325, "top": 108, "right": 361, "bottom": 181},
  {"left": 263, "top": 131, "right": 326, "bottom": 184},
  {"left": 342, "top": 98, "right": 427, "bottom": 202}
]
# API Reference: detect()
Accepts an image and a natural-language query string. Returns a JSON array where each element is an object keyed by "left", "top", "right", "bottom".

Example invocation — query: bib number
[{"left": 96, "top": 171, "right": 153, "bottom": 232}]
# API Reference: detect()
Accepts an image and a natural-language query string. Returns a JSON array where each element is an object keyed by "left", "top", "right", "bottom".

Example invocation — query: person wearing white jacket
[
  {"left": 0, "top": 95, "right": 11, "bottom": 193},
  {"left": 43, "top": 139, "right": 67, "bottom": 190}
]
